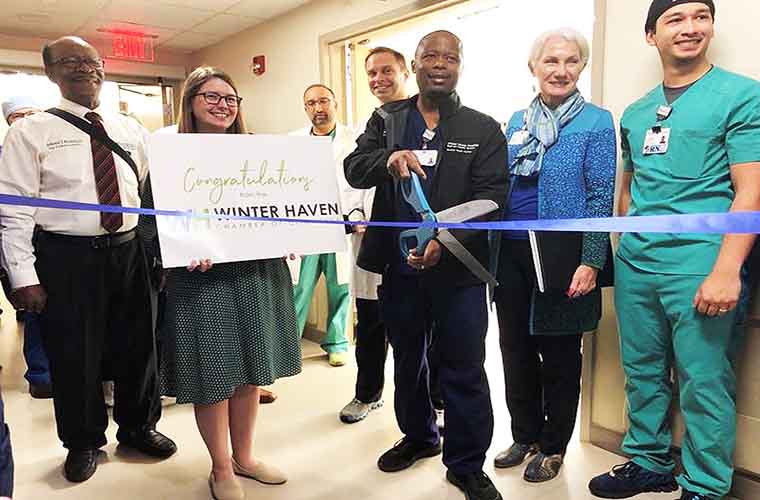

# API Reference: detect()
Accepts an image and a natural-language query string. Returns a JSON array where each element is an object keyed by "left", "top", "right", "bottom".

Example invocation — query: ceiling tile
[
  {"left": 3, "top": 0, "right": 109, "bottom": 17},
  {"left": 159, "top": 31, "right": 224, "bottom": 51},
  {"left": 0, "top": 13, "right": 86, "bottom": 38},
  {"left": 225, "top": 0, "right": 308, "bottom": 20},
  {"left": 96, "top": 1, "right": 216, "bottom": 31},
  {"left": 153, "top": 0, "right": 240, "bottom": 12},
  {"left": 191, "top": 13, "right": 264, "bottom": 37}
]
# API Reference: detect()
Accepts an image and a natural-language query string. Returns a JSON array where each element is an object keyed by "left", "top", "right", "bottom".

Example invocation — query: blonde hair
[
  {"left": 177, "top": 66, "right": 247, "bottom": 134},
  {"left": 528, "top": 27, "right": 590, "bottom": 69}
]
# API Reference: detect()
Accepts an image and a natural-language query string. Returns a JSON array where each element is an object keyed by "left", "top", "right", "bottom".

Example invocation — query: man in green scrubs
[
  {"left": 589, "top": 1, "right": 760, "bottom": 499},
  {"left": 290, "top": 84, "right": 356, "bottom": 367}
]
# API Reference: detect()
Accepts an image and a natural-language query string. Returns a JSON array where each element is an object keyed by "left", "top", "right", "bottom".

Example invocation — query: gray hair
[{"left": 528, "top": 27, "right": 590, "bottom": 68}]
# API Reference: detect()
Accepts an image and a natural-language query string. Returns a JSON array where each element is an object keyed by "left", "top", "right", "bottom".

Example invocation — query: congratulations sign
[{"left": 148, "top": 134, "right": 347, "bottom": 268}]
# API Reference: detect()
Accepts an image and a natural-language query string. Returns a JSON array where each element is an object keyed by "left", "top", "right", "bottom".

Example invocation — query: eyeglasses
[
  {"left": 51, "top": 57, "right": 104, "bottom": 70},
  {"left": 304, "top": 97, "right": 333, "bottom": 110},
  {"left": 194, "top": 92, "right": 242, "bottom": 107}
]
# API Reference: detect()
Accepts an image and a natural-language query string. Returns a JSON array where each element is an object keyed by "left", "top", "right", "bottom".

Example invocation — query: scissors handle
[
  {"left": 399, "top": 222, "right": 436, "bottom": 259},
  {"left": 400, "top": 172, "right": 433, "bottom": 216},
  {"left": 399, "top": 172, "right": 437, "bottom": 259}
]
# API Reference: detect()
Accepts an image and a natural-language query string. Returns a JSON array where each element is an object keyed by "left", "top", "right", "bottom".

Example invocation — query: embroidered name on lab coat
[{"left": 446, "top": 142, "right": 479, "bottom": 154}]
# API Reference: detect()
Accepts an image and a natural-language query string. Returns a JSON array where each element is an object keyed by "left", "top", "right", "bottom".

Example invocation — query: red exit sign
[{"left": 109, "top": 33, "right": 154, "bottom": 62}]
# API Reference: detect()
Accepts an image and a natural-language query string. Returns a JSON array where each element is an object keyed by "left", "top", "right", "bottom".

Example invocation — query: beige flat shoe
[
  {"left": 232, "top": 457, "right": 287, "bottom": 485},
  {"left": 209, "top": 472, "right": 245, "bottom": 500}
]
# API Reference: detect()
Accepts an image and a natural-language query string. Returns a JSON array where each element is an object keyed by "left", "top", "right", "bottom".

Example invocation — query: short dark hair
[
  {"left": 303, "top": 84, "right": 335, "bottom": 101},
  {"left": 415, "top": 30, "right": 464, "bottom": 58},
  {"left": 364, "top": 47, "right": 408, "bottom": 72}
]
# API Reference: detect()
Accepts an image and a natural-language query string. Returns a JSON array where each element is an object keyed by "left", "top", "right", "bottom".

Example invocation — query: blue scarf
[{"left": 511, "top": 91, "right": 586, "bottom": 176}]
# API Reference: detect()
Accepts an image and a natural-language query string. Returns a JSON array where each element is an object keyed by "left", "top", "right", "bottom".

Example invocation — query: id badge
[
  {"left": 509, "top": 130, "right": 529, "bottom": 145},
  {"left": 413, "top": 150, "right": 438, "bottom": 167},
  {"left": 642, "top": 128, "right": 671, "bottom": 155}
]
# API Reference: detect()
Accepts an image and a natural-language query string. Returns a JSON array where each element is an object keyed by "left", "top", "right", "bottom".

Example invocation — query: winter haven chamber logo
[{"left": 168, "top": 158, "right": 339, "bottom": 232}]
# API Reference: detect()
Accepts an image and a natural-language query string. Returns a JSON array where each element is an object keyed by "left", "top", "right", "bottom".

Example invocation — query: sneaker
[
  {"left": 446, "top": 469, "right": 503, "bottom": 500},
  {"left": 435, "top": 408, "right": 445, "bottom": 433},
  {"left": 494, "top": 442, "right": 539, "bottom": 469},
  {"left": 328, "top": 352, "right": 346, "bottom": 367},
  {"left": 679, "top": 491, "right": 714, "bottom": 500},
  {"left": 377, "top": 438, "right": 441, "bottom": 472},
  {"left": 339, "top": 398, "right": 383, "bottom": 424},
  {"left": 588, "top": 461, "right": 678, "bottom": 498},
  {"left": 523, "top": 452, "right": 562, "bottom": 483}
]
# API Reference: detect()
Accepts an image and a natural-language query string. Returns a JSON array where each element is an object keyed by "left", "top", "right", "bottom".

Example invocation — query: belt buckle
[{"left": 91, "top": 235, "right": 110, "bottom": 249}]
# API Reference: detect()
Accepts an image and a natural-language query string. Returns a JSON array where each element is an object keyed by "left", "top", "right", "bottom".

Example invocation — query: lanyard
[
  {"left": 652, "top": 105, "right": 672, "bottom": 132},
  {"left": 422, "top": 128, "right": 435, "bottom": 150}
]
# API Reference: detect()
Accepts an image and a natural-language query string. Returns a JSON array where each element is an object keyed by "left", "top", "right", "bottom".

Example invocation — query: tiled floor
[{"left": 1, "top": 298, "right": 677, "bottom": 500}]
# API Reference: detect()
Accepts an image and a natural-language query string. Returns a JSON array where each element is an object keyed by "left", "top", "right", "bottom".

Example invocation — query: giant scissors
[{"left": 399, "top": 172, "right": 499, "bottom": 288}]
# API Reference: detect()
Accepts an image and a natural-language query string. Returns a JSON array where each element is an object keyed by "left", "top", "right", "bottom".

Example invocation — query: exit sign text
[{"left": 110, "top": 34, "right": 155, "bottom": 62}]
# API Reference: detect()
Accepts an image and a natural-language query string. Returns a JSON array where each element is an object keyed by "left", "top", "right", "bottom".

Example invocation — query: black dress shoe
[
  {"left": 29, "top": 382, "right": 53, "bottom": 399},
  {"left": 117, "top": 428, "right": 177, "bottom": 459},
  {"left": 64, "top": 449, "right": 98, "bottom": 483},
  {"left": 446, "top": 470, "right": 503, "bottom": 500},
  {"left": 493, "top": 442, "right": 538, "bottom": 469},
  {"left": 377, "top": 438, "right": 441, "bottom": 472}
]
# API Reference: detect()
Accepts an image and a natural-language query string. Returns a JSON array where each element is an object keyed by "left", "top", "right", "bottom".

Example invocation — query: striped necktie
[{"left": 85, "top": 112, "right": 123, "bottom": 233}]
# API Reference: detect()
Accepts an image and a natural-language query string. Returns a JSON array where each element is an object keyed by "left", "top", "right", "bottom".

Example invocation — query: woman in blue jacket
[{"left": 492, "top": 27, "right": 616, "bottom": 483}]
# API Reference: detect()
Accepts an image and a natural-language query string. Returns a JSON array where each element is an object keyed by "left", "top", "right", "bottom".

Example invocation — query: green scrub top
[{"left": 617, "top": 66, "right": 760, "bottom": 275}]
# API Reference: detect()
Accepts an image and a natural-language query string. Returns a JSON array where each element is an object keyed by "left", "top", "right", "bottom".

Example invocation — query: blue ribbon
[{"left": 1, "top": 193, "right": 759, "bottom": 234}]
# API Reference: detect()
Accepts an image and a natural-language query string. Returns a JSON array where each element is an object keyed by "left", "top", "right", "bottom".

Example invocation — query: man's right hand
[
  {"left": 387, "top": 150, "right": 427, "bottom": 180},
  {"left": 11, "top": 285, "right": 47, "bottom": 313}
]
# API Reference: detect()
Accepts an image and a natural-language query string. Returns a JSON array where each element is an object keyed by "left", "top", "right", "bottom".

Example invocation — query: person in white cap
[
  {"left": 2, "top": 96, "right": 40, "bottom": 126},
  {"left": 0, "top": 96, "right": 53, "bottom": 401}
]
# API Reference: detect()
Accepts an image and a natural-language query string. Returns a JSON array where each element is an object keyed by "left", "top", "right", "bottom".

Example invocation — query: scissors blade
[
  {"left": 436, "top": 230, "right": 498, "bottom": 288},
  {"left": 435, "top": 200, "right": 498, "bottom": 223}
]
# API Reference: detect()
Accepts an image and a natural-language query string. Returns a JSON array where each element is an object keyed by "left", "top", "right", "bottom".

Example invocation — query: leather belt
[{"left": 37, "top": 229, "right": 136, "bottom": 249}]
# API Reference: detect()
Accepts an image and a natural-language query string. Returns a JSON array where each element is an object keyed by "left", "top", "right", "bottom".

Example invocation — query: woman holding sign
[
  {"left": 491, "top": 28, "right": 616, "bottom": 483},
  {"left": 139, "top": 66, "right": 301, "bottom": 500}
]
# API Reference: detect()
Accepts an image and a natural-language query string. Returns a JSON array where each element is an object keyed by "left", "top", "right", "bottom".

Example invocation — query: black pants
[
  {"left": 428, "top": 324, "right": 444, "bottom": 410},
  {"left": 353, "top": 298, "right": 443, "bottom": 408},
  {"left": 36, "top": 233, "right": 161, "bottom": 450},
  {"left": 354, "top": 298, "right": 387, "bottom": 403},
  {"left": 494, "top": 239, "right": 581, "bottom": 455},
  {"left": 380, "top": 269, "right": 493, "bottom": 473}
]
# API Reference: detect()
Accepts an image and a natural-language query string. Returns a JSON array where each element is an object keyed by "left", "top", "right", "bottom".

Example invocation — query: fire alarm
[{"left": 252, "top": 55, "right": 265, "bottom": 76}]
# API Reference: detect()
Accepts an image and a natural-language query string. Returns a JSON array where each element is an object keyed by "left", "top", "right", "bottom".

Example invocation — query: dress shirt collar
[{"left": 58, "top": 97, "right": 104, "bottom": 120}]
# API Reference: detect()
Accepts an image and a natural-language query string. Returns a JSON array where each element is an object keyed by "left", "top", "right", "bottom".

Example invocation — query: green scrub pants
[
  {"left": 615, "top": 256, "right": 746, "bottom": 498},
  {"left": 294, "top": 253, "right": 349, "bottom": 354}
]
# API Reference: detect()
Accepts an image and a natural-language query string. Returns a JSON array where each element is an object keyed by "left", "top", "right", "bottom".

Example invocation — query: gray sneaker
[{"left": 339, "top": 398, "right": 383, "bottom": 424}]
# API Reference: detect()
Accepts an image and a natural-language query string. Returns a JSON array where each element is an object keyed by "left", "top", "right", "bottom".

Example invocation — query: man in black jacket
[{"left": 344, "top": 31, "right": 507, "bottom": 500}]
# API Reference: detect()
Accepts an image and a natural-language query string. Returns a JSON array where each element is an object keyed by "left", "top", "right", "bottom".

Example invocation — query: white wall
[
  {"left": 601, "top": 0, "right": 760, "bottom": 123},
  {"left": 191, "top": 0, "right": 439, "bottom": 134}
]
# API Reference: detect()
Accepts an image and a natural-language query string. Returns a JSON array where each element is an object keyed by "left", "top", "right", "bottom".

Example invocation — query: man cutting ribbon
[{"left": 344, "top": 30, "right": 508, "bottom": 500}]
